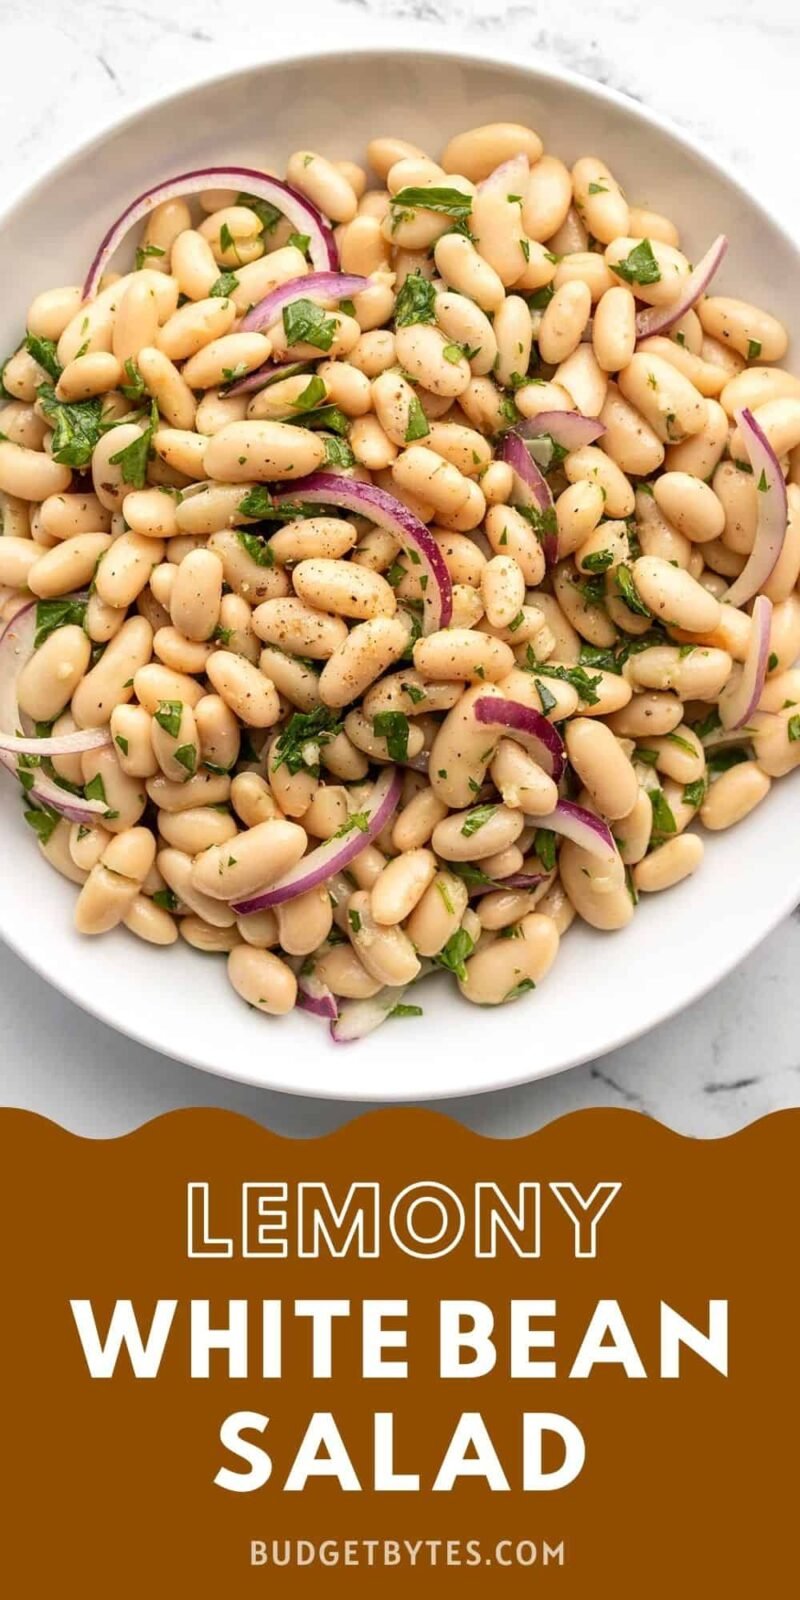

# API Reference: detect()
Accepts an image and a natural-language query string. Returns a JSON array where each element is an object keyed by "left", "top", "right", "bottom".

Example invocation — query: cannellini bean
[
  {"left": 633, "top": 833, "right": 703, "bottom": 893},
  {"left": 319, "top": 616, "right": 410, "bottom": 707},
  {"left": 572, "top": 157, "right": 629, "bottom": 243},
  {"left": 17, "top": 625, "right": 91, "bottom": 722},
  {"left": 205, "top": 649, "right": 280, "bottom": 727},
  {"left": 459, "top": 912, "right": 558, "bottom": 1005},
  {"left": 192, "top": 819, "right": 306, "bottom": 901},
  {"left": 523, "top": 155, "right": 571, "bottom": 241},
  {"left": 490, "top": 739, "right": 559, "bottom": 816},
  {"left": 700, "top": 762, "right": 771, "bottom": 829},
  {"left": 370, "top": 848, "right": 437, "bottom": 925},
  {"left": 292, "top": 558, "right": 396, "bottom": 620},
  {"left": 605, "top": 237, "right": 690, "bottom": 306},
  {"left": 276, "top": 884, "right": 333, "bottom": 956},
  {"left": 414, "top": 626, "right": 513, "bottom": 682},
  {"left": 137, "top": 345, "right": 197, "bottom": 430},
  {"left": 110, "top": 704, "right": 159, "bottom": 778},
  {"left": 565, "top": 719, "right": 639, "bottom": 819},
  {"left": 27, "top": 530, "right": 111, "bottom": 599},
  {"left": 538, "top": 280, "right": 592, "bottom": 365},
  {"left": 156, "top": 295, "right": 237, "bottom": 361},
  {"left": 631, "top": 555, "right": 721, "bottom": 633},
  {"left": 204, "top": 419, "right": 325, "bottom": 482},
  {"left": 345, "top": 890, "right": 420, "bottom": 987},
  {"left": 618, "top": 353, "right": 705, "bottom": 443},
  {"left": 752, "top": 706, "right": 800, "bottom": 777},
  {"left": 592, "top": 285, "right": 637, "bottom": 373},
  {"left": 653, "top": 473, "right": 725, "bottom": 543},
  {"left": 697, "top": 297, "right": 788, "bottom": 363},
  {"left": 227, "top": 945, "right": 297, "bottom": 1014},
  {"left": 433, "top": 232, "right": 505, "bottom": 313},
  {"left": 599, "top": 384, "right": 665, "bottom": 476},
  {"left": 0, "top": 439, "right": 72, "bottom": 500},
  {"left": 404, "top": 870, "right": 468, "bottom": 956}
]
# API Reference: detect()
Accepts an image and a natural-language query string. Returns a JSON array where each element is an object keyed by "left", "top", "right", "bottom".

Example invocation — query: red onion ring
[
  {"left": 239, "top": 270, "right": 368, "bottom": 334},
  {"left": 532, "top": 797, "right": 618, "bottom": 862},
  {"left": 297, "top": 968, "right": 339, "bottom": 1022},
  {"left": 473, "top": 694, "right": 566, "bottom": 781},
  {"left": 501, "top": 430, "right": 558, "bottom": 564},
  {"left": 723, "top": 408, "right": 788, "bottom": 608},
  {"left": 635, "top": 234, "right": 728, "bottom": 339},
  {"left": 83, "top": 166, "right": 338, "bottom": 298},
  {"left": 719, "top": 593, "right": 772, "bottom": 730},
  {"left": 517, "top": 411, "right": 606, "bottom": 452},
  {"left": 233, "top": 765, "right": 402, "bottom": 913},
  {"left": 223, "top": 359, "right": 312, "bottom": 399},
  {"left": 269, "top": 473, "right": 452, "bottom": 633}
]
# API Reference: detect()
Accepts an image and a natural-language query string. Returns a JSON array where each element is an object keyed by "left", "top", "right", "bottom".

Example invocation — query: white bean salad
[{"left": 0, "top": 123, "right": 798, "bottom": 1041}]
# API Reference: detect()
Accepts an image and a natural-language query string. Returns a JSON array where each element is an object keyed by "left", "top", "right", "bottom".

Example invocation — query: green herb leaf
[
  {"left": 323, "top": 435, "right": 356, "bottom": 469},
  {"left": 683, "top": 778, "right": 706, "bottom": 808},
  {"left": 525, "top": 652, "right": 603, "bottom": 707},
  {"left": 282, "top": 298, "right": 338, "bottom": 352},
  {"left": 120, "top": 356, "right": 147, "bottom": 401},
  {"left": 292, "top": 374, "right": 327, "bottom": 412},
  {"left": 442, "top": 342, "right": 467, "bottom": 364},
  {"left": 404, "top": 393, "right": 430, "bottom": 443},
  {"left": 154, "top": 700, "right": 183, "bottom": 738},
  {"left": 588, "top": 182, "right": 609, "bottom": 195},
  {"left": 615, "top": 565, "right": 651, "bottom": 618},
  {"left": 534, "top": 678, "right": 557, "bottom": 716},
  {"left": 134, "top": 243, "right": 165, "bottom": 270},
  {"left": 434, "top": 926, "right": 475, "bottom": 981},
  {"left": 525, "top": 282, "right": 555, "bottom": 311},
  {"left": 707, "top": 745, "right": 749, "bottom": 777},
  {"left": 108, "top": 399, "right": 159, "bottom": 489},
  {"left": 649, "top": 787, "right": 677, "bottom": 836},
  {"left": 24, "top": 806, "right": 60, "bottom": 843},
  {"left": 272, "top": 707, "right": 343, "bottom": 776},
  {"left": 34, "top": 596, "right": 87, "bottom": 649},
  {"left": 461, "top": 803, "right": 496, "bottom": 838},
  {"left": 391, "top": 186, "right": 473, "bottom": 224},
  {"left": 581, "top": 548, "right": 614, "bottom": 574},
  {"left": 348, "top": 908, "right": 362, "bottom": 934},
  {"left": 534, "top": 828, "right": 557, "bottom": 871},
  {"left": 37, "top": 384, "right": 105, "bottom": 469},
  {"left": 174, "top": 743, "right": 197, "bottom": 776},
  {"left": 287, "top": 232, "right": 312, "bottom": 258},
  {"left": 389, "top": 1003, "right": 423, "bottom": 1019},
  {"left": 235, "top": 528, "right": 275, "bottom": 567},
  {"left": 693, "top": 707, "right": 722, "bottom": 742},
  {"left": 665, "top": 731, "right": 697, "bottom": 756},
  {"left": 788, "top": 714, "right": 800, "bottom": 743},
  {"left": 84, "top": 773, "right": 117, "bottom": 817},
  {"left": 115, "top": 735, "right": 129, "bottom": 756},
  {"left": 504, "top": 977, "right": 536, "bottom": 1002},
  {"left": 373, "top": 710, "right": 410, "bottom": 762},
  {"left": 394, "top": 271, "right": 437, "bottom": 327},
  {"left": 25, "top": 333, "right": 62, "bottom": 381},
  {"left": 435, "top": 878, "right": 455, "bottom": 915},
  {"left": 236, "top": 192, "right": 283, "bottom": 234},
  {"left": 210, "top": 270, "right": 239, "bottom": 298},
  {"left": 152, "top": 888, "right": 179, "bottom": 912},
  {"left": 747, "top": 338, "right": 762, "bottom": 361},
  {"left": 611, "top": 239, "right": 662, "bottom": 286},
  {"left": 332, "top": 810, "right": 370, "bottom": 840}
]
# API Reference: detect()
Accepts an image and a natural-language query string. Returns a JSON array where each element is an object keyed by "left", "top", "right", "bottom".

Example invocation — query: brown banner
[{"left": 0, "top": 1107, "right": 795, "bottom": 1593}]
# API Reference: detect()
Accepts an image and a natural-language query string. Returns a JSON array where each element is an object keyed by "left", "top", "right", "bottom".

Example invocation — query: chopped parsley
[
  {"left": 788, "top": 715, "right": 800, "bottom": 743},
  {"left": 348, "top": 909, "right": 362, "bottom": 934},
  {"left": 154, "top": 700, "right": 183, "bottom": 738},
  {"left": 404, "top": 393, "right": 430, "bottom": 443},
  {"left": 707, "top": 745, "right": 749, "bottom": 777},
  {"left": 394, "top": 271, "right": 437, "bottom": 327},
  {"left": 588, "top": 181, "right": 609, "bottom": 194},
  {"left": 461, "top": 803, "right": 496, "bottom": 838},
  {"left": 236, "top": 192, "right": 283, "bottom": 234},
  {"left": 683, "top": 778, "right": 706, "bottom": 809},
  {"left": 435, "top": 878, "right": 455, "bottom": 915},
  {"left": 389, "top": 1003, "right": 423, "bottom": 1019},
  {"left": 534, "top": 828, "right": 557, "bottom": 871},
  {"left": 332, "top": 810, "right": 370, "bottom": 840},
  {"left": 747, "top": 338, "right": 762, "bottom": 361},
  {"left": 401, "top": 679, "right": 426, "bottom": 705},
  {"left": 649, "top": 787, "right": 677, "bottom": 836},
  {"left": 581, "top": 548, "right": 614, "bottom": 574},
  {"left": 524, "top": 651, "right": 602, "bottom": 707},
  {"left": 24, "top": 806, "right": 61, "bottom": 843},
  {"left": 287, "top": 232, "right": 312, "bottom": 258},
  {"left": 768, "top": 651, "right": 779, "bottom": 672},
  {"left": 174, "top": 743, "right": 197, "bottom": 776},
  {"left": 235, "top": 528, "right": 275, "bottom": 567},
  {"left": 615, "top": 565, "right": 651, "bottom": 618},
  {"left": 272, "top": 707, "right": 343, "bottom": 776},
  {"left": 372, "top": 711, "right": 410, "bottom": 762},
  {"left": 534, "top": 678, "right": 557, "bottom": 716},
  {"left": 34, "top": 595, "right": 87, "bottom": 649},
  {"left": 504, "top": 978, "right": 536, "bottom": 1003},
  {"left": 25, "top": 333, "right": 62, "bottom": 381},
  {"left": 390, "top": 186, "right": 473, "bottom": 225},
  {"left": 210, "top": 270, "right": 239, "bottom": 298},
  {"left": 283, "top": 298, "right": 338, "bottom": 352},
  {"left": 84, "top": 772, "right": 118, "bottom": 817},
  {"left": 665, "top": 731, "right": 697, "bottom": 756},
  {"left": 323, "top": 435, "right": 355, "bottom": 469},
  {"left": 36, "top": 385, "right": 105, "bottom": 469},
  {"left": 115, "top": 735, "right": 129, "bottom": 756},
  {"left": 292, "top": 374, "right": 327, "bottom": 412},
  {"left": 434, "top": 927, "right": 475, "bottom": 981},
  {"left": 108, "top": 399, "right": 159, "bottom": 489},
  {"left": 152, "top": 888, "right": 179, "bottom": 912},
  {"left": 134, "top": 243, "right": 166, "bottom": 270},
  {"left": 120, "top": 357, "right": 147, "bottom": 401},
  {"left": 611, "top": 239, "right": 661, "bottom": 286}
]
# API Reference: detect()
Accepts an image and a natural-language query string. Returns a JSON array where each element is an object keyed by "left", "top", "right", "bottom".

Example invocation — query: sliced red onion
[
  {"left": 469, "top": 870, "right": 547, "bottom": 898},
  {"left": 724, "top": 408, "right": 787, "bottom": 608},
  {"left": 269, "top": 473, "right": 452, "bottom": 633},
  {"left": 297, "top": 968, "right": 339, "bottom": 1022},
  {"left": 635, "top": 234, "right": 728, "bottom": 339},
  {"left": 233, "top": 766, "right": 402, "bottom": 913},
  {"left": 533, "top": 798, "right": 618, "bottom": 862},
  {"left": 517, "top": 411, "right": 606, "bottom": 453},
  {"left": 719, "top": 593, "right": 772, "bottom": 730},
  {"left": 473, "top": 694, "right": 566, "bottom": 781},
  {"left": 239, "top": 271, "right": 368, "bottom": 334},
  {"left": 501, "top": 430, "right": 557, "bottom": 564},
  {"left": 83, "top": 167, "right": 338, "bottom": 298},
  {"left": 478, "top": 152, "right": 530, "bottom": 196},
  {"left": 0, "top": 601, "right": 111, "bottom": 758},
  {"left": 223, "top": 359, "right": 312, "bottom": 399},
  {"left": 0, "top": 746, "right": 110, "bottom": 825}
]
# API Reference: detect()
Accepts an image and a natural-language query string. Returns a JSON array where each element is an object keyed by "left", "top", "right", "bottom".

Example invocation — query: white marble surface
[{"left": 1, "top": 0, "right": 798, "bottom": 1137}]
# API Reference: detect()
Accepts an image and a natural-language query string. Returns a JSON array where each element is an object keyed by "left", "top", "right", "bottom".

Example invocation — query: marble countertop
[{"left": 1, "top": 0, "right": 798, "bottom": 1138}]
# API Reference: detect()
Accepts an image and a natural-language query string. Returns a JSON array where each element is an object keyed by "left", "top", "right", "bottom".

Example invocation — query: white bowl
[{"left": 1, "top": 45, "right": 798, "bottom": 1101}]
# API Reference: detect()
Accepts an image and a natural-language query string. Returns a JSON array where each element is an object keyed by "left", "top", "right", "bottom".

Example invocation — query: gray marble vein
[{"left": 0, "top": 0, "right": 798, "bottom": 1137}]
